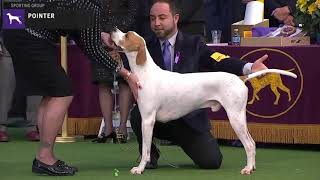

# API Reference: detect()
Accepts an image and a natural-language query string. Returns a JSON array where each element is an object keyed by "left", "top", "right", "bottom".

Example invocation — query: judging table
[{"left": 64, "top": 45, "right": 320, "bottom": 144}]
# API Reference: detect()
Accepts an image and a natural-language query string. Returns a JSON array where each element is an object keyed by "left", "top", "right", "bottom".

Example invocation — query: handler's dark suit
[{"left": 130, "top": 31, "right": 247, "bottom": 169}]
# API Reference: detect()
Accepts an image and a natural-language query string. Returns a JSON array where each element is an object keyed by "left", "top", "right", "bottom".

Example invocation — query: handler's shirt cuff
[{"left": 243, "top": 63, "right": 253, "bottom": 75}]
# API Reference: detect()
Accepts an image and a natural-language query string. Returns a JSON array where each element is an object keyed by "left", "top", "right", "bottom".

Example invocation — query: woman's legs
[
  {"left": 98, "top": 84, "right": 114, "bottom": 136},
  {"left": 118, "top": 82, "right": 133, "bottom": 135},
  {"left": 97, "top": 82, "right": 133, "bottom": 137},
  {"left": 36, "top": 96, "right": 73, "bottom": 165}
]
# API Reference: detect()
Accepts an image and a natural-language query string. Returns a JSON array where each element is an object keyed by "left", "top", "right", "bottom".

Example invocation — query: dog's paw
[
  {"left": 130, "top": 167, "right": 143, "bottom": 175},
  {"left": 240, "top": 166, "right": 255, "bottom": 175}
]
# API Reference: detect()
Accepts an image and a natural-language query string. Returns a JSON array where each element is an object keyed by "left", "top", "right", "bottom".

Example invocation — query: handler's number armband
[{"left": 210, "top": 52, "right": 230, "bottom": 62}]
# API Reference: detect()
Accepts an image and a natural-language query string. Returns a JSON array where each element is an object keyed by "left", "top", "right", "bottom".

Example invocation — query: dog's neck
[{"left": 125, "top": 48, "right": 160, "bottom": 78}]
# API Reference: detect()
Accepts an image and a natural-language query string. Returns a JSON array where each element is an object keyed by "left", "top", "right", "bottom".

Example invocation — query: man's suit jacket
[
  {"left": 205, "top": 0, "right": 245, "bottom": 43},
  {"left": 144, "top": 31, "right": 247, "bottom": 133},
  {"left": 175, "top": 0, "right": 207, "bottom": 37}
]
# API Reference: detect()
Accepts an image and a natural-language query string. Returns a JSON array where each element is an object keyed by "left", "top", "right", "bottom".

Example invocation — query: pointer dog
[
  {"left": 6, "top": 13, "right": 22, "bottom": 24},
  {"left": 111, "top": 29, "right": 297, "bottom": 175}
]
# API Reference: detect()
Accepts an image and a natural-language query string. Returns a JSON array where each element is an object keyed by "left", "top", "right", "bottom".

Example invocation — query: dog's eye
[{"left": 125, "top": 33, "right": 128, "bottom": 38}]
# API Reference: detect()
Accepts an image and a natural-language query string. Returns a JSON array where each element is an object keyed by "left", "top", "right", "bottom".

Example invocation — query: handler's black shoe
[
  {"left": 145, "top": 158, "right": 158, "bottom": 169},
  {"left": 137, "top": 143, "right": 160, "bottom": 169},
  {"left": 57, "top": 160, "right": 79, "bottom": 172},
  {"left": 145, "top": 149, "right": 160, "bottom": 169},
  {"left": 32, "top": 159, "right": 75, "bottom": 176},
  {"left": 136, "top": 151, "right": 159, "bottom": 169}
]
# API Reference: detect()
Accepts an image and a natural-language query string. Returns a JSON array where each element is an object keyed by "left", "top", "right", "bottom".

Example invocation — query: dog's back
[{"left": 140, "top": 70, "right": 247, "bottom": 122}]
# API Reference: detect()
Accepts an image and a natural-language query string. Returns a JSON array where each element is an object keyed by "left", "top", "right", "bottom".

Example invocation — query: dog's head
[{"left": 111, "top": 28, "right": 146, "bottom": 65}]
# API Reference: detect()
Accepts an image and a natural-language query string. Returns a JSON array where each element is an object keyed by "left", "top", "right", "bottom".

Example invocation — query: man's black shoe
[
  {"left": 145, "top": 158, "right": 158, "bottom": 169},
  {"left": 137, "top": 155, "right": 159, "bottom": 169},
  {"left": 32, "top": 159, "right": 75, "bottom": 176},
  {"left": 160, "top": 140, "right": 176, "bottom": 146},
  {"left": 145, "top": 148, "right": 160, "bottom": 169},
  {"left": 137, "top": 143, "right": 160, "bottom": 169}
]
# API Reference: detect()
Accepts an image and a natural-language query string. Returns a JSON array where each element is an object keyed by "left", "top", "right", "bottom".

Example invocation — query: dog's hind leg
[
  {"left": 227, "top": 108, "right": 256, "bottom": 175},
  {"left": 248, "top": 91, "right": 258, "bottom": 104},
  {"left": 130, "top": 111, "right": 156, "bottom": 175},
  {"left": 221, "top": 86, "right": 256, "bottom": 175}
]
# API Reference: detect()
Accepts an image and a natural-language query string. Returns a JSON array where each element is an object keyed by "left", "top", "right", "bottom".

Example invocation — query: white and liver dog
[{"left": 111, "top": 29, "right": 297, "bottom": 175}]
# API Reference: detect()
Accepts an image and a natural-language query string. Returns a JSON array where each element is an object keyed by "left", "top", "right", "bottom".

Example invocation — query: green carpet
[{"left": 0, "top": 128, "right": 319, "bottom": 180}]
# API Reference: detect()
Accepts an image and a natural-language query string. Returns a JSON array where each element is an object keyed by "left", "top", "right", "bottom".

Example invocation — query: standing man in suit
[
  {"left": 130, "top": 0, "right": 268, "bottom": 169},
  {"left": 175, "top": 0, "right": 207, "bottom": 38},
  {"left": 205, "top": 0, "right": 246, "bottom": 43}
]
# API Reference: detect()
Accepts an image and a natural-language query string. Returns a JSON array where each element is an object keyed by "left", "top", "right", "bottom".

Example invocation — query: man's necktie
[{"left": 162, "top": 40, "right": 171, "bottom": 71}]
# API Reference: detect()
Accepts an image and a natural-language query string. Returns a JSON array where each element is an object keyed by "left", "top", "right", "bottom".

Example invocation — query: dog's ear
[{"left": 136, "top": 42, "right": 146, "bottom": 65}]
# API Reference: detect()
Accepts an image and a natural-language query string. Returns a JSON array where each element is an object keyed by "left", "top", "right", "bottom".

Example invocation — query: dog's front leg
[{"left": 130, "top": 111, "right": 156, "bottom": 175}]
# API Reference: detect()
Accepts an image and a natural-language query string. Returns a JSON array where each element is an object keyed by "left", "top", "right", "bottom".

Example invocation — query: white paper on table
[
  {"left": 244, "top": 1, "right": 264, "bottom": 25},
  {"left": 206, "top": 43, "right": 229, "bottom": 46},
  {"left": 289, "top": 28, "right": 302, "bottom": 37}
]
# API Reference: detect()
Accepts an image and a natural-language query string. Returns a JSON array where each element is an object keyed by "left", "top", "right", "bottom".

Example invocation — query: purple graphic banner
[
  {"left": 2, "top": 9, "right": 25, "bottom": 29},
  {"left": 208, "top": 45, "right": 320, "bottom": 124},
  {"left": 64, "top": 45, "right": 320, "bottom": 125},
  {"left": 2, "top": 1, "right": 95, "bottom": 29}
]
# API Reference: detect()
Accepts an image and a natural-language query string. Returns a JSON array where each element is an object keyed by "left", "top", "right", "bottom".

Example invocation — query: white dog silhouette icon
[{"left": 6, "top": 13, "right": 22, "bottom": 24}]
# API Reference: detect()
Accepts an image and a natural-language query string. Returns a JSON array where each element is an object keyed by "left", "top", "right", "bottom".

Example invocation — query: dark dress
[
  {"left": 3, "top": 0, "right": 122, "bottom": 97},
  {"left": 4, "top": 30, "right": 71, "bottom": 97},
  {"left": 90, "top": 0, "right": 137, "bottom": 85}
]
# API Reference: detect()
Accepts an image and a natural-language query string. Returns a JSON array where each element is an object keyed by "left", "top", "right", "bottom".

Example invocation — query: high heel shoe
[
  {"left": 92, "top": 131, "right": 117, "bottom": 143},
  {"left": 115, "top": 128, "right": 127, "bottom": 144}
]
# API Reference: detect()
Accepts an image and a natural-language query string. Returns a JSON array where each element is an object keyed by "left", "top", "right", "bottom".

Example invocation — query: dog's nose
[{"left": 110, "top": 26, "right": 118, "bottom": 32}]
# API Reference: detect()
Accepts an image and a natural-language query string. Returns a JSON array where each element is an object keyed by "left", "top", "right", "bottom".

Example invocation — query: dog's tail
[
  {"left": 244, "top": 69, "right": 297, "bottom": 82},
  {"left": 286, "top": 68, "right": 295, "bottom": 72}
]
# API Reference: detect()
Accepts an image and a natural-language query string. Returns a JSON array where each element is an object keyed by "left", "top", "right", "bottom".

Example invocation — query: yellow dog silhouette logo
[
  {"left": 241, "top": 48, "right": 303, "bottom": 118},
  {"left": 247, "top": 68, "right": 295, "bottom": 105}
]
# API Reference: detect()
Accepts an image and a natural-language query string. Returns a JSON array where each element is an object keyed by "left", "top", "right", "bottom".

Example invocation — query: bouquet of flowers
[{"left": 295, "top": 0, "right": 320, "bottom": 39}]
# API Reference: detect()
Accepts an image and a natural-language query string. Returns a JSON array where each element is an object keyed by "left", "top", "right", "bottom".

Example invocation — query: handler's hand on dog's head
[
  {"left": 252, "top": 54, "right": 268, "bottom": 73},
  {"left": 101, "top": 32, "right": 116, "bottom": 49}
]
